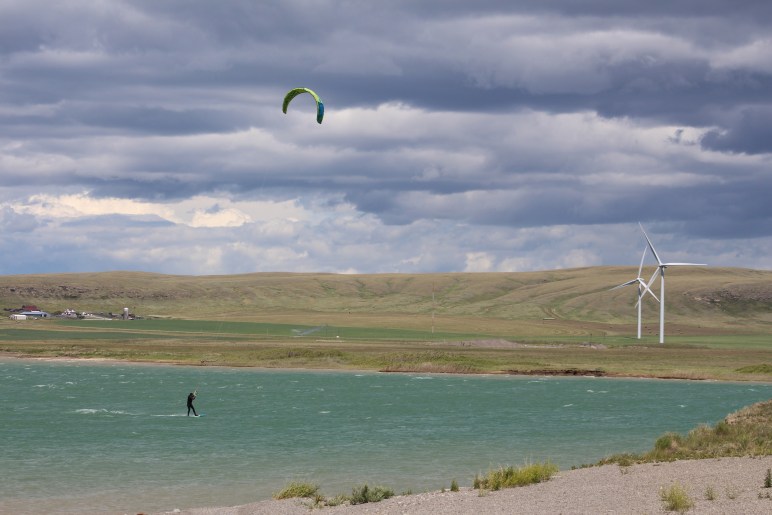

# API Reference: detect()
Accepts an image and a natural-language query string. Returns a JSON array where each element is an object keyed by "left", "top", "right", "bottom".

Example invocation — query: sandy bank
[{"left": 158, "top": 456, "right": 772, "bottom": 514}]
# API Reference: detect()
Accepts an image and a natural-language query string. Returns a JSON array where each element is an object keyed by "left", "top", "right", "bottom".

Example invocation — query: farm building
[{"left": 18, "top": 310, "right": 50, "bottom": 318}]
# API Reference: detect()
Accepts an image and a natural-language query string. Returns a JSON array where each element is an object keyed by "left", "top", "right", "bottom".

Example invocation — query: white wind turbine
[
  {"left": 610, "top": 246, "right": 659, "bottom": 339},
  {"left": 640, "top": 223, "right": 706, "bottom": 343}
]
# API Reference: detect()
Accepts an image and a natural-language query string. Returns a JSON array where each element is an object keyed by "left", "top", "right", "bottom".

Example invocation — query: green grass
[
  {"left": 2, "top": 316, "right": 771, "bottom": 380},
  {"left": 473, "top": 462, "right": 559, "bottom": 491},
  {"left": 2, "top": 318, "right": 497, "bottom": 343},
  {"left": 737, "top": 364, "right": 772, "bottom": 374}
]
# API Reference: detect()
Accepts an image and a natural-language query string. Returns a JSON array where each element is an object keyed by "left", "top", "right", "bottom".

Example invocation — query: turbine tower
[
  {"left": 610, "top": 246, "right": 659, "bottom": 339},
  {"left": 639, "top": 223, "right": 706, "bottom": 343}
]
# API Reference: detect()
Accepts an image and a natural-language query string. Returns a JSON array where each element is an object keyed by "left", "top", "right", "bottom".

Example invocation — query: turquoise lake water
[{"left": 1, "top": 358, "right": 770, "bottom": 514}]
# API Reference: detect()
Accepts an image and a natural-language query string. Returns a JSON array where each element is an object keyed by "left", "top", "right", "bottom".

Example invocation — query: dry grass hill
[{"left": 1, "top": 266, "right": 770, "bottom": 337}]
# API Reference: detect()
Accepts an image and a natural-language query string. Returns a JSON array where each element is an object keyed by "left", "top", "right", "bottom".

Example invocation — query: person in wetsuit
[{"left": 187, "top": 391, "right": 198, "bottom": 417}]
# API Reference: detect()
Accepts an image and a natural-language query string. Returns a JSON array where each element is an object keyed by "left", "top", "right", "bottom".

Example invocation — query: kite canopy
[{"left": 282, "top": 87, "right": 324, "bottom": 124}]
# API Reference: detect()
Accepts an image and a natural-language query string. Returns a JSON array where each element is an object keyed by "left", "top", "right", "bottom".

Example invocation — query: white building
[{"left": 19, "top": 310, "right": 50, "bottom": 318}]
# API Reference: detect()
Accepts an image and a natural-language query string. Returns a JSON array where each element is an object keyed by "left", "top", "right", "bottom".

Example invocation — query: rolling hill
[{"left": 1, "top": 267, "right": 770, "bottom": 337}]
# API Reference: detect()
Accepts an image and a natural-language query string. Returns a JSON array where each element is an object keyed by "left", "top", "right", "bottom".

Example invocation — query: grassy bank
[
  {"left": 597, "top": 399, "right": 772, "bottom": 466},
  {"left": 1, "top": 317, "right": 771, "bottom": 381}
]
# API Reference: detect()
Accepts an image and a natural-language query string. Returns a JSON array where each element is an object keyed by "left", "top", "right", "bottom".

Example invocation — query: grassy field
[{"left": 1, "top": 267, "right": 770, "bottom": 381}]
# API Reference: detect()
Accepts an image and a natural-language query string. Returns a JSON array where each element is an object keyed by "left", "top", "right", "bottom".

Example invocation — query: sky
[{"left": 1, "top": 0, "right": 770, "bottom": 276}]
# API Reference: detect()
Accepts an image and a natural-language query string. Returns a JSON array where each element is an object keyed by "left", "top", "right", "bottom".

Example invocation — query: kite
[{"left": 282, "top": 87, "right": 324, "bottom": 124}]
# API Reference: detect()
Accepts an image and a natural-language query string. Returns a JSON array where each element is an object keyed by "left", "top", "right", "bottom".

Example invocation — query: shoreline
[
  {"left": 3, "top": 352, "right": 770, "bottom": 384},
  {"left": 161, "top": 456, "right": 772, "bottom": 514}
]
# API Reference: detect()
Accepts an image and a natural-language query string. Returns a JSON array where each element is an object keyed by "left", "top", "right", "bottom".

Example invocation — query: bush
[
  {"left": 324, "top": 494, "right": 349, "bottom": 506},
  {"left": 660, "top": 483, "right": 694, "bottom": 513},
  {"left": 654, "top": 433, "right": 683, "bottom": 453},
  {"left": 474, "top": 462, "right": 558, "bottom": 491},
  {"left": 450, "top": 479, "right": 459, "bottom": 492},
  {"left": 349, "top": 484, "right": 395, "bottom": 505},
  {"left": 273, "top": 481, "right": 320, "bottom": 500}
]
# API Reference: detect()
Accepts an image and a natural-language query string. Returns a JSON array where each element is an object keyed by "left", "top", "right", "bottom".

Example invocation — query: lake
[{"left": 1, "top": 358, "right": 769, "bottom": 514}]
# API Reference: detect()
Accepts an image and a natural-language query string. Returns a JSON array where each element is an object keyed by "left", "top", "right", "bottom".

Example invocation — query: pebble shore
[{"left": 160, "top": 456, "right": 772, "bottom": 514}]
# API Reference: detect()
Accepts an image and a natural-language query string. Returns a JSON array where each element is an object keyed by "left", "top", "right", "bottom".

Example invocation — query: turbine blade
[
  {"left": 639, "top": 223, "right": 663, "bottom": 266},
  {"left": 637, "top": 246, "right": 647, "bottom": 277},
  {"left": 646, "top": 267, "right": 661, "bottom": 289},
  {"left": 662, "top": 262, "right": 707, "bottom": 267},
  {"left": 639, "top": 280, "right": 660, "bottom": 303},
  {"left": 610, "top": 279, "right": 638, "bottom": 290}
]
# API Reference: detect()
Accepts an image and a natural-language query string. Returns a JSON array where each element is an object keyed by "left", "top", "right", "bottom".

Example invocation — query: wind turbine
[
  {"left": 610, "top": 246, "right": 659, "bottom": 339},
  {"left": 639, "top": 223, "right": 706, "bottom": 343}
]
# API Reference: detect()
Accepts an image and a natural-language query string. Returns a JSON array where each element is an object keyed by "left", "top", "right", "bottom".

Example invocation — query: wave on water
[{"left": 74, "top": 408, "right": 135, "bottom": 416}]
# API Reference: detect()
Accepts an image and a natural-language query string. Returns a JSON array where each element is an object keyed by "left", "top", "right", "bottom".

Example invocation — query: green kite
[{"left": 282, "top": 87, "right": 324, "bottom": 124}]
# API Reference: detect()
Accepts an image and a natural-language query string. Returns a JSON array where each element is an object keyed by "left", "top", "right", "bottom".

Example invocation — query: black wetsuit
[{"left": 187, "top": 392, "right": 198, "bottom": 416}]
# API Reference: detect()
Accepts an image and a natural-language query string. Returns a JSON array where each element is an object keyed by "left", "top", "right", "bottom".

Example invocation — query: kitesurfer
[{"left": 187, "top": 391, "right": 198, "bottom": 417}]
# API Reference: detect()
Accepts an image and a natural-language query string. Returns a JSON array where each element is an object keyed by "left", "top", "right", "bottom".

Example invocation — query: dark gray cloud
[
  {"left": 701, "top": 106, "right": 772, "bottom": 154},
  {"left": 0, "top": 0, "right": 770, "bottom": 274}
]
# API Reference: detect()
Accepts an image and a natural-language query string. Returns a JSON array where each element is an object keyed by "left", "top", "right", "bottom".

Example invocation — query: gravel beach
[{"left": 159, "top": 456, "right": 772, "bottom": 514}]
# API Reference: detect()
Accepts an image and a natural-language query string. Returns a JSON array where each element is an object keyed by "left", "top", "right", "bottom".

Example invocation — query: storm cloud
[{"left": 0, "top": 0, "right": 770, "bottom": 275}]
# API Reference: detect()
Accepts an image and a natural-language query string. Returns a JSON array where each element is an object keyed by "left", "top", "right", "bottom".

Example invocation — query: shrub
[
  {"left": 324, "top": 494, "right": 349, "bottom": 506},
  {"left": 474, "top": 462, "right": 558, "bottom": 491},
  {"left": 714, "top": 420, "right": 730, "bottom": 436},
  {"left": 765, "top": 468, "right": 772, "bottom": 488},
  {"left": 704, "top": 485, "right": 716, "bottom": 501},
  {"left": 450, "top": 479, "right": 459, "bottom": 492},
  {"left": 273, "top": 481, "right": 320, "bottom": 500},
  {"left": 349, "top": 484, "right": 395, "bottom": 505},
  {"left": 654, "top": 433, "right": 683, "bottom": 454},
  {"left": 660, "top": 483, "right": 694, "bottom": 513}
]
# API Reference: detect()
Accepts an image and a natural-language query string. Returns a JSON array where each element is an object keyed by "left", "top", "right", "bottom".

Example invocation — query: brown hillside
[{"left": 0, "top": 267, "right": 770, "bottom": 334}]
